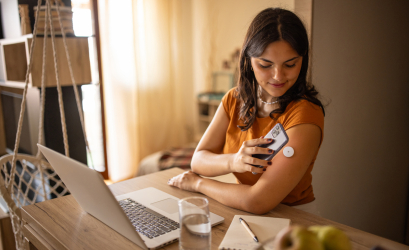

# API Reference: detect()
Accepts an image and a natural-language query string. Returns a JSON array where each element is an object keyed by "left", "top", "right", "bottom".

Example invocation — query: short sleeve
[
  {"left": 279, "top": 99, "right": 325, "bottom": 144},
  {"left": 221, "top": 88, "right": 238, "bottom": 121}
]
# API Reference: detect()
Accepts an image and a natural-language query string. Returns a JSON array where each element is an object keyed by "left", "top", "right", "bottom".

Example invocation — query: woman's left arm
[{"left": 168, "top": 123, "right": 322, "bottom": 214}]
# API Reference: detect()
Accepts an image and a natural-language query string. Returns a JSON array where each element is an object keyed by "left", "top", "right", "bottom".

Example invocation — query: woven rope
[
  {"left": 54, "top": 1, "right": 94, "bottom": 168},
  {"left": 46, "top": 0, "right": 70, "bottom": 157},
  {"left": 36, "top": 2, "right": 50, "bottom": 207},
  {"left": 0, "top": 154, "right": 70, "bottom": 250},
  {"left": 36, "top": 1, "right": 49, "bottom": 159},
  {"left": 7, "top": 0, "right": 43, "bottom": 194}
]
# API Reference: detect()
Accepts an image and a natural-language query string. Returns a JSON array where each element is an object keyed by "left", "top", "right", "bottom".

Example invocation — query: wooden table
[{"left": 21, "top": 168, "right": 408, "bottom": 250}]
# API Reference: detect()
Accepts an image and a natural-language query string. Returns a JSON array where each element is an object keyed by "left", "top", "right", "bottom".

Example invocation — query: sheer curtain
[{"left": 98, "top": 0, "right": 197, "bottom": 182}]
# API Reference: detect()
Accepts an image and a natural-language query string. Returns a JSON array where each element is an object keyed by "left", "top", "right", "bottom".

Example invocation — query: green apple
[
  {"left": 308, "top": 226, "right": 352, "bottom": 250},
  {"left": 274, "top": 225, "right": 324, "bottom": 250}
]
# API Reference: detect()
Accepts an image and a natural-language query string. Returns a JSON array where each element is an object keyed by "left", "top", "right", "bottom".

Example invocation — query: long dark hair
[{"left": 236, "top": 8, "right": 325, "bottom": 131}]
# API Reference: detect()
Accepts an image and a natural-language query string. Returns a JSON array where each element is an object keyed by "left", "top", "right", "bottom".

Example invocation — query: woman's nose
[{"left": 272, "top": 66, "right": 285, "bottom": 82}]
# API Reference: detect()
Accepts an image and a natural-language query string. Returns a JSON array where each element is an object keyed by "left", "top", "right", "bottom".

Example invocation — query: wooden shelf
[
  {"left": 0, "top": 35, "right": 91, "bottom": 160},
  {"left": 0, "top": 80, "right": 27, "bottom": 89},
  {"left": 0, "top": 34, "right": 91, "bottom": 88},
  {"left": 196, "top": 99, "right": 221, "bottom": 142},
  {"left": 198, "top": 115, "right": 213, "bottom": 123},
  {"left": 198, "top": 99, "right": 221, "bottom": 105}
]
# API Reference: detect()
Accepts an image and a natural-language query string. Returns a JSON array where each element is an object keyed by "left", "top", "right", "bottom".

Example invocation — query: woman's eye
[
  {"left": 259, "top": 64, "right": 271, "bottom": 69},
  {"left": 285, "top": 64, "right": 296, "bottom": 68}
]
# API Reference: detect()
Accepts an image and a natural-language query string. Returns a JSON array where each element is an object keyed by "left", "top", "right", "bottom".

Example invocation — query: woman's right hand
[{"left": 229, "top": 137, "right": 274, "bottom": 173}]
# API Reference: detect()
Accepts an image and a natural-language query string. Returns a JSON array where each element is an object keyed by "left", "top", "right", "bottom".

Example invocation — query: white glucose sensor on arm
[{"left": 283, "top": 146, "right": 294, "bottom": 157}]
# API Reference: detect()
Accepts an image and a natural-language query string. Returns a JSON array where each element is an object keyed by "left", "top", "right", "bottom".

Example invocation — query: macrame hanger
[
  {"left": 35, "top": 0, "right": 50, "bottom": 202},
  {"left": 7, "top": 0, "right": 44, "bottom": 193},
  {"left": 53, "top": 0, "right": 94, "bottom": 168},
  {"left": 0, "top": 1, "right": 92, "bottom": 248},
  {"left": 46, "top": 0, "right": 70, "bottom": 158},
  {"left": 35, "top": 0, "right": 94, "bottom": 168},
  {"left": 9, "top": 0, "right": 96, "bottom": 193},
  {"left": 36, "top": 0, "right": 49, "bottom": 158}
]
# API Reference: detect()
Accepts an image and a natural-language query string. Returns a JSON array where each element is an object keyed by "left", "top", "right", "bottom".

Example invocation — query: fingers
[
  {"left": 167, "top": 171, "right": 201, "bottom": 193},
  {"left": 167, "top": 172, "right": 185, "bottom": 185},
  {"left": 258, "top": 137, "right": 274, "bottom": 146},
  {"left": 244, "top": 146, "right": 275, "bottom": 156},
  {"left": 168, "top": 172, "right": 186, "bottom": 186},
  {"left": 168, "top": 177, "right": 174, "bottom": 185},
  {"left": 243, "top": 138, "right": 274, "bottom": 147},
  {"left": 241, "top": 155, "right": 272, "bottom": 169},
  {"left": 233, "top": 137, "right": 276, "bottom": 173},
  {"left": 246, "top": 164, "right": 268, "bottom": 173},
  {"left": 167, "top": 171, "right": 195, "bottom": 186}
]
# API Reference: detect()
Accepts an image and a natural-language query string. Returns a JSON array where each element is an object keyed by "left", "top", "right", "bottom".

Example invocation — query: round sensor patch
[{"left": 283, "top": 146, "right": 294, "bottom": 157}]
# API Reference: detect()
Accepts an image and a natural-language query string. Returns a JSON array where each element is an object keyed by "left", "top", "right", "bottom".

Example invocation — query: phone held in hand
[{"left": 252, "top": 123, "right": 289, "bottom": 174}]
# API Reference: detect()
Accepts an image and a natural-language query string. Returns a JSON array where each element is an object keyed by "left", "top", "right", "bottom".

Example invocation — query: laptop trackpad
[{"left": 151, "top": 198, "right": 179, "bottom": 214}]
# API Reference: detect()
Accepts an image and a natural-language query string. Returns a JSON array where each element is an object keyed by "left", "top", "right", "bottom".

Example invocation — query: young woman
[{"left": 168, "top": 8, "right": 325, "bottom": 215}]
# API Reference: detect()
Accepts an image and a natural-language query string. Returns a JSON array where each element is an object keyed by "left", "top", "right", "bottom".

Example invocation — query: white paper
[{"left": 219, "top": 215, "right": 290, "bottom": 250}]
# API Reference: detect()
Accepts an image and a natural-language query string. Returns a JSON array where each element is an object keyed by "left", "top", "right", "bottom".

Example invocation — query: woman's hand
[
  {"left": 229, "top": 137, "right": 274, "bottom": 174},
  {"left": 168, "top": 171, "right": 202, "bottom": 192}
]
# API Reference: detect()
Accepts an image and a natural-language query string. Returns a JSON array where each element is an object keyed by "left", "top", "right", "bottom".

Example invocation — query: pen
[{"left": 239, "top": 217, "right": 259, "bottom": 242}]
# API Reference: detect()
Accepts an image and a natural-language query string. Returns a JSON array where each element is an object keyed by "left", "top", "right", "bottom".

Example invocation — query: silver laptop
[{"left": 38, "top": 144, "right": 224, "bottom": 250}]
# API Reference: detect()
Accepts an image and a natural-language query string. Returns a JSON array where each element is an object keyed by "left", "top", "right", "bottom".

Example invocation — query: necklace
[
  {"left": 258, "top": 97, "right": 278, "bottom": 105},
  {"left": 258, "top": 85, "right": 278, "bottom": 105}
]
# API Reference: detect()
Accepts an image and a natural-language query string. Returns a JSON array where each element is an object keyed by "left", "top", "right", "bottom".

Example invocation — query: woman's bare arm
[
  {"left": 169, "top": 123, "right": 321, "bottom": 214},
  {"left": 191, "top": 102, "right": 274, "bottom": 177}
]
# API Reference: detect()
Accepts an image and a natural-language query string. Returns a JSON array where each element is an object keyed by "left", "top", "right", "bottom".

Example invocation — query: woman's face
[{"left": 251, "top": 40, "right": 303, "bottom": 101}]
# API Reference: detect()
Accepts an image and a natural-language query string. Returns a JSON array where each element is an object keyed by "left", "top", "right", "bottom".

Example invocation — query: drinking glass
[{"left": 178, "top": 197, "right": 211, "bottom": 250}]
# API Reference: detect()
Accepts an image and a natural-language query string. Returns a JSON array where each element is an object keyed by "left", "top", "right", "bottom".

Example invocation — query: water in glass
[{"left": 180, "top": 213, "right": 211, "bottom": 250}]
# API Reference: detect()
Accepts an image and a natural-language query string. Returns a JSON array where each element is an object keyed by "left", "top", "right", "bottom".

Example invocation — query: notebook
[{"left": 219, "top": 215, "right": 290, "bottom": 250}]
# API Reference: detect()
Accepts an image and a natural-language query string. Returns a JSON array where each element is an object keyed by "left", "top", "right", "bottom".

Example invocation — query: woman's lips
[{"left": 270, "top": 81, "right": 286, "bottom": 88}]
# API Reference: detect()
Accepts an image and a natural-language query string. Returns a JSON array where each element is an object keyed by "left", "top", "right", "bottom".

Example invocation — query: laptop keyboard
[{"left": 119, "top": 198, "right": 180, "bottom": 239}]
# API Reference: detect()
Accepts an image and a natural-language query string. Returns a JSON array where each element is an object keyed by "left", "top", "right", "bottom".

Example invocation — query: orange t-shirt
[{"left": 222, "top": 88, "right": 324, "bottom": 206}]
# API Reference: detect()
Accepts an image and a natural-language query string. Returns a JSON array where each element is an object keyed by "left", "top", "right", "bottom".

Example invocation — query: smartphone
[{"left": 252, "top": 123, "right": 289, "bottom": 174}]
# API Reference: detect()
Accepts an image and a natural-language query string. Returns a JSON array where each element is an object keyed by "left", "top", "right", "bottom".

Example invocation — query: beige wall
[
  {"left": 311, "top": 0, "right": 409, "bottom": 243},
  {"left": 209, "top": 0, "right": 295, "bottom": 74},
  {"left": 191, "top": 0, "right": 295, "bottom": 95}
]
